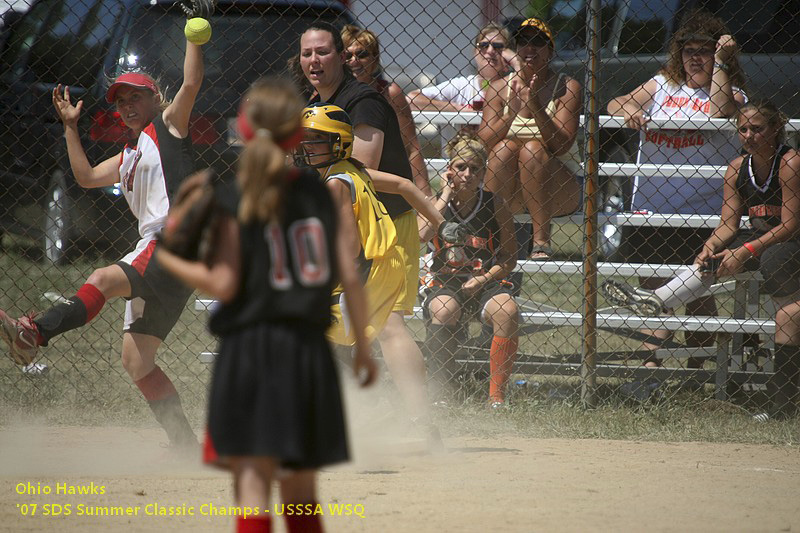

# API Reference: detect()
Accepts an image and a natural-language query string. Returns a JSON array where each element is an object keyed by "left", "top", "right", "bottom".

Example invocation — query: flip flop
[{"left": 528, "top": 244, "right": 553, "bottom": 261}]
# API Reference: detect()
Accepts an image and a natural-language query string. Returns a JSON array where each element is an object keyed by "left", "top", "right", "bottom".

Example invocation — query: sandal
[{"left": 528, "top": 244, "right": 553, "bottom": 261}]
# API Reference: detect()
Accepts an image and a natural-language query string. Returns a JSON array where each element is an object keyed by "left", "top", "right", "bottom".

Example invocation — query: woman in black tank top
[{"left": 602, "top": 101, "right": 800, "bottom": 421}]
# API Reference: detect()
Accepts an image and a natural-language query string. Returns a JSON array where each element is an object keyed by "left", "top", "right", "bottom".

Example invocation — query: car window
[
  {"left": 117, "top": 7, "right": 349, "bottom": 113},
  {"left": 617, "top": 0, "right": 680, "bottom": 54},
  {"left": 27, "top": 0, "right": 101, "bottom": 83},
  {"left": 70, "top": 0, "right": 125, "bottom": 88},
  {"left": 0, "top": 0, "right": 51, "bottom": 78},
  {"left": 694, "top": 0, "right": 800, "bottom": 53},
  {"left": 549, "top": 0, "right": 617, "bottom": 51}
]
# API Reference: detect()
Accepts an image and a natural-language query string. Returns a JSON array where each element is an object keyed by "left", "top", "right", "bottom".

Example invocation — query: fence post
[{"left": 581, "top": 0, "right": 601, "bottom": 408}]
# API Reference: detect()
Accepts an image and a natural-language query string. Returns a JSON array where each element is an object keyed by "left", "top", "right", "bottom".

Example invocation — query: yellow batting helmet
[{"left": 296, "top": 103, "right": 354, "bottom": 168}]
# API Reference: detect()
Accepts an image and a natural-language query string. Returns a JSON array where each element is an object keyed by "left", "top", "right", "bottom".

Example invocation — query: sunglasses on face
[
  {"left": 476, "top": 41, "right": 506, "bottom": 51},
  {"left": 517, "top": 33, "right": 550, "bottom": 48},
  {"left": 345, "top": 50, "right": 371, "bottom": 61}
]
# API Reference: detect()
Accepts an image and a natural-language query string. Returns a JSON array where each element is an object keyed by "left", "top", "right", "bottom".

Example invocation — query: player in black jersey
[
  {"left": 157, "top": 78, "right": 376, "bottom": 533},
  {"left": 0, "top": 29, "right": 206, "bottom": 450},
  {"left": 298, "top": 23, "right": 440, "bottom": 444},
  {"left": 420, "top": 133, "right": 519, "bottom": 408},
  {"left": 601, "top": 101, "right": 800, "bottom": 421}
]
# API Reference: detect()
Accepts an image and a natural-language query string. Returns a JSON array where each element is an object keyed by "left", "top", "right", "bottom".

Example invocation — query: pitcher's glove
[
  {"left": 158, "top": 169, "right": 219, "bottom": 263},
  {"left": 178, "top": 0, "right": 216, "bottom": 19},
  {"left": 437, "top": 221, "right": 467, "bottom": 244}
]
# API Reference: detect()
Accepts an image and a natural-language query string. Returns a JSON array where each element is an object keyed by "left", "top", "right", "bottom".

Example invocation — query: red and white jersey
[
  {"left": 633, "top": 74, "right": 746, "bottom": 214},
  {"left": 118, "top": 114, "right": 195, "bottom": 239}
]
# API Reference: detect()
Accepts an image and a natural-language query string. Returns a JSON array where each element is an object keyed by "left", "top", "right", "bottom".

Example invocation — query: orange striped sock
[{"left": 489, "top": 336, "right": 518, "bottom": 404}]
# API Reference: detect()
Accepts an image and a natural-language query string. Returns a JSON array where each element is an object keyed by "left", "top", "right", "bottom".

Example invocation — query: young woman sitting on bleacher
[
  {"left": 602, "top": 100, "right": 800, "bottom": 421},
  {"left": 420, "top": 133, "right": 519, "bottom": 408},
  {"left": 478, "top": 18, "right": 582, "bottom": 261},
  {"left": 605, "top": 10, "right": 747, "bottom": 368}
]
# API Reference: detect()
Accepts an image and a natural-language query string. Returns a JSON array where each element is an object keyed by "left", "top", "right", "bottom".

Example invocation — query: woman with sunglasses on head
[
  {"left": 341, "top": 25, "right": 429, "bottom": 197},
  {"left": 479, "top": 18, "right": 582, "bottom": 261},
  {"left": 408, "top": 23, "right": 511, "bottom": 113},
  {"left": 605, "top": 10, "right": 747, "bottom": 369},
  {"left": 602, "top": 100, "right": 800, "bottom": 421}
]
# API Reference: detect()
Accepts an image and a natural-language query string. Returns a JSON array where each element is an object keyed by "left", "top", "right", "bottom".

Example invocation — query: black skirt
[{"left": 204, "top": 321, "right": 349, "bottom": 470}]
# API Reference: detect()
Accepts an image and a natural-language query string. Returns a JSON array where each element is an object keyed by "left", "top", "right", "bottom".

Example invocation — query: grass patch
[{"left": 1, "top": 231, "right": 796, "bottom": 446}]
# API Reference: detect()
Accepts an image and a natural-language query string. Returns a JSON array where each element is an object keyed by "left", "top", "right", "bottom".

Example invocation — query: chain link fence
[{"left": 1, "top": 0, "right": 799, "bottom": 423}]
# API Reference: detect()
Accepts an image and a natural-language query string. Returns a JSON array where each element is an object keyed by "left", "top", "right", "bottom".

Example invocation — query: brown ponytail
[{"left": 237, "top": 77, "right": 304, "bottom": 224}]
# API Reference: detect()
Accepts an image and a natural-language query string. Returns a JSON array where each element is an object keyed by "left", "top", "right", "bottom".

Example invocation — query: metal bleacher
[{"left": 194, "top": 113, "right": 799, "bottom": 400}]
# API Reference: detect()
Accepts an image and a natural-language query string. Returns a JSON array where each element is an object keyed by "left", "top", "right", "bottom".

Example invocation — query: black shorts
[
  {"left": 622, "top": 226, "right": 713, "bottom": 265},
  {"left": 422, "top": 277, "right": 515, "bottom": 324},
  {"left": 205, "top": 321, "right": 349, "bottom": 470},
  {"left": 117, "top": 239, "right": 193, "bottom": 340},
  {"left": 728, "top": 231, "right": 800, "bottom": 297}
]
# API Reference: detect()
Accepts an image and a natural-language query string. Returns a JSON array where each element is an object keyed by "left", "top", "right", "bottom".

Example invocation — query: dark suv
[{"left": 0, "top": 0, "right": 354, "bottom": 263}]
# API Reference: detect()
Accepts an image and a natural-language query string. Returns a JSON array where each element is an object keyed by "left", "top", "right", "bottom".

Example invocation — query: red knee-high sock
[
  {"left": 284, "top": 502, "right": 323, "bottom": 533},
  {"left": 135, "top": 366, "right": 177, "bottom": 402},
  {"left": 75, "top": 284, "right": 106, "bottom": 322},
  {"left": 489, "top": 336, "right": 518, "bottom": 404},
  {"left": 237, "top": 515, "right": 271, "bottom": 533},
  {"left": 135, "top": 367, "right": 196, "bottom": 447}
]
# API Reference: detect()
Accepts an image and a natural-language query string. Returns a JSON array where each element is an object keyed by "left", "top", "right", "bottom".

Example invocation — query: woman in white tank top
[
  {"left": 606, "top": 11, "right": 748, "bottom": 369},
  {"left": 608, "top": 14, "right": 747, "bottom": 216},
  {"left": 479, "top": 18, "right": 582, "bottom": 260}
]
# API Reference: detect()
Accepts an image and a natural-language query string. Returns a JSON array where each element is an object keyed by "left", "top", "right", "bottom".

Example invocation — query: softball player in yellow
[
  {"left": 297, "top": 104, "right": 404, "bottom": 346},
  {"left": 297, "top": 104, "right": 462, "bottom": 346}
]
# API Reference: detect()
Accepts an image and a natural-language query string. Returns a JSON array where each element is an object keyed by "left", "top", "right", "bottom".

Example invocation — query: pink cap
[{"left": 105, "top": 72, "right": 158, "bottom": 103}]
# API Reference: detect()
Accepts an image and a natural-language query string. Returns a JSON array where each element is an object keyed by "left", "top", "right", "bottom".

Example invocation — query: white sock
[{"left": 653, "top": 265, "right": 714, "bottom": 309}]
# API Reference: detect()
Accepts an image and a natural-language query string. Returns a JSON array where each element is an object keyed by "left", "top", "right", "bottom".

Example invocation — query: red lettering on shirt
[
  {"left": 645, "top": 131, "right": 705, "bottom": 150},
  {"left": 749, "top": 204, "right": 781, "bottom": 218},
  {"left": 466, "top": 235, "right": 489, "bottom": 249},
  {"left": 121, "top": 149, "right": 142, "bottom": 192},
  {"left": 663, "top": 96, "right": 710, "bottom": 114}
]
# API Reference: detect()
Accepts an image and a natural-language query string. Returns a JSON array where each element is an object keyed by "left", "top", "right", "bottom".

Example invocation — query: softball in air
[{"left": 184, "top": 18, "right": 211, "bottom": 45}]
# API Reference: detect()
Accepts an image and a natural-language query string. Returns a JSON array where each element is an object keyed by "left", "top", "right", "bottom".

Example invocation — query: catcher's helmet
[{"left": 295, "top": 103, "right": 354, "bottom": 168}]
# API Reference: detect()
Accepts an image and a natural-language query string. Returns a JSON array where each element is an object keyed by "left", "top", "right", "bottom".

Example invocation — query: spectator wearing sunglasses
[
  {"left": 298, "top": 22, "right": 442, "bottom": 450},
  {"left": 341, "top": 25, "right": 429, "bottom": 198},
  {"left": 408, "top": 23, "right": 511, "bottom": 113},
  {"left": 478, "top": 18, "right": 582, "bottom": 261}
]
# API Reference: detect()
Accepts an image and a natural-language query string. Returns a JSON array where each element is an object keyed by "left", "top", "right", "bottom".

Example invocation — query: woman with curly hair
[{"left": 606, "top": 10, "right": 748, "bottom": 368}]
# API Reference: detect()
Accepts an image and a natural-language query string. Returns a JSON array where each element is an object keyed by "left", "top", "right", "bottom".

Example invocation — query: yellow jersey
[{"left": 320, "top": 159, "right": 397, "bottom": 260}]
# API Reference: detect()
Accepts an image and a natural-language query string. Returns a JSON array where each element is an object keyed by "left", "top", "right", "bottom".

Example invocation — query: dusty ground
[{"left": 1, "top": 424, "right": 798, "bottom": 533}]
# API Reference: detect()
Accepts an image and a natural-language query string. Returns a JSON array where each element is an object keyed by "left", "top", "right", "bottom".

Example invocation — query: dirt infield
[{"left": 1, "top": 424, "right": 798, "bottom": 532}]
